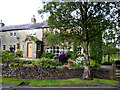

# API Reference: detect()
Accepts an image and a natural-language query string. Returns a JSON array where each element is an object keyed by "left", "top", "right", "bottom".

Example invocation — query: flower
[
  {"left": 71, "top": 65, "right": 75, "bottom": 67},
  {"left": 67, "top": 64, "right": 70, "bottom": 66}
]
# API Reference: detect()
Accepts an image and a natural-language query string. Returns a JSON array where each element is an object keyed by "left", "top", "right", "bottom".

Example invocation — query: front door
[{"left": 27, "top": 43, "right": 32, "bottom": 57}]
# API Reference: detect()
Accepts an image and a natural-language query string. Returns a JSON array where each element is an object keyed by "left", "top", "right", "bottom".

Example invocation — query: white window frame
[
  {"left": 77, "top": 46, "right": 82, "bottom": 54},
  {"left": 46, "top": 46, "right": 64, "bottom": 56}
]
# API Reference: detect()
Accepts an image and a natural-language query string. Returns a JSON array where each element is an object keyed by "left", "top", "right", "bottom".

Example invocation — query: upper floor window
[
  {"left": 10, "top": 32, "right": 13, "bottom": 36},
  {"left": 10, "top": 32, "right": 16, "bottom": 37},
  {"left": 14, "top": 32, "right": 16, "bottom": 36},
  {"left": 3, "top": 45, "right": 6, "bottom": 50}
]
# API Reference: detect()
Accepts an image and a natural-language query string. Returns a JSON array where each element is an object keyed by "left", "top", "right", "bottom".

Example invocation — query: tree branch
[{"left": 88, "top": 21, "right": 115, "bottom": 42}]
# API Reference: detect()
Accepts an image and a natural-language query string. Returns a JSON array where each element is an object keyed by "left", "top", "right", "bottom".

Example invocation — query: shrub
[
  {"left": 115, "top": 60, "right": 120, "bottom": 65},
  {"left": 102, "top": 62, "right": 112, "bottom": 65},
  {"left": 15, "top": 49, "right": 23, "bottom": 57},
  {"left": 2, "top": 50, "right": 16, "bottom": 63},
  {"left": 75, "top": 60, "right": 84, "bottom": 67},
  {"left": 67, "top": 51, "right": 77, "bottom": 60},
  {"left": 42, "top": 52, "right": 55, "bottom": 59},
  {"left": 32, "top": 58, "right": 62, "bottom": 66},
  {"left": 67, "top": 51, "right": 84, "bottom": 60},
  {"left": 57, "top": 54, "right": 70, "bottom": 64},
  {"left": 19, "top": 59, "right": 32, "bottom": 64},
  {"left": 90, "top": 60, "right": 96, "bottom": 67}
]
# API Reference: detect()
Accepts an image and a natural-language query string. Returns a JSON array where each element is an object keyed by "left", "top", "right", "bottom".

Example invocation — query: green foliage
[
  {"left": 75, "top": 60, "right": 85, "bottom": 67},
  {"left": 17, "top": 43, "right": 20, "bottom": 49},
  {"left": 42, "top": 52, "right": 55, "bottom": 59},
  {"left": 103, "top": 44, "right": 119, "bottom": 62},
  {"left": 115, "top": 60, "right": 120, "bottom": 65},
  {"left": 102, "top": 62, "right": 112, "bottom": 65},
  {"left": 73, "top": 42, "right": 77, "bottom": 53},
  {"left": 67, "top": 51, "right": 84, "bottom": 60},
  {"left": 32, "top": 58, "right": 62, "bottom": 66},
  {"left": 67, "top": 51, "right": 77, "bottom": 60},
  {"left": 90, "top": 60, "right": 100, "bottom": 68},
  {"left": 39, "top": 2, "right": 118, "bottom": 79},
  {"left": 18, "top": 59, "right": 32, "bottom": 64},
  {"left": 89, "top": 32, "right": 103, "bottom": 64},
  {"left": 90, "top": 60, "right": 96, "bottom": 67},
  {"left": 15, "top": 49, "right": 23, "bottom": 57},
  {"left": 24, "top": 35, "right": 38, "bottom": 43},
  {"left": 2, "top": 51, "right": 17, "bottom": 63}
]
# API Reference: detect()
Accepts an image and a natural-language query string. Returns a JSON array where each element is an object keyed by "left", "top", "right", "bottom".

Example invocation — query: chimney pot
[
  {"left": 0, "top": 20, "right": 5, "bottom": 27},
  {"left": 31, "top": 15, "right": 36, "bottom": 23}
]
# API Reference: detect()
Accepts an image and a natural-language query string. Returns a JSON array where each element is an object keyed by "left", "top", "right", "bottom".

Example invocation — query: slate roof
[{"left": 0, "top": 22, "right": 49, "bottom": 32}]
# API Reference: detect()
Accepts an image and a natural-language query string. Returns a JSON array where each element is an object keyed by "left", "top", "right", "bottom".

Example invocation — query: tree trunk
[
  {"left": 82, "top": 41, "right": 91, "bottom": 80},
  {"left": 80, "top": 2, "right": 92, "bottom": 80}
]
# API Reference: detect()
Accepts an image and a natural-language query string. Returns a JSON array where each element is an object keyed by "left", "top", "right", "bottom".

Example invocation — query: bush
[
  {"left": 67, "top": 51, "right": 77, "bottom": 60},
  {"left": 102, "top": 62, "right": 112, "bottom": 65},
  {"left": 15, "top": 49, "right": 23, "bottom": 57},
  {"left": 90, "top": 60, "right": 96, "bottom": 67},
  {"left": 2, "top": 50, "right": 16, "bottom": 63},
  {"left": 115, "top": 60, "right": 120, "bottom": 65},
  {"left": 42, "top": 52, "right": 55, "bottom": 59},
  {"left": 32, "top": 58, "right": 62, "bottom": 66},
  {"left": 75, "top": 60, "right": 84, "bottom": 67},
  {"left": 57, "top": 54, "right": 70, "bottom": 64},
  {"left": 67, "top": 51, "right": 84, "bottom": 60},
  {"left": 19, "top": 59, "right": 32, "bottom": 64}
]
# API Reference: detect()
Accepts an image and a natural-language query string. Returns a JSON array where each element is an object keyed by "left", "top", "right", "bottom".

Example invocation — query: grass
[{"left": 0, "top": 77, "right": 119, "bottom": 87}]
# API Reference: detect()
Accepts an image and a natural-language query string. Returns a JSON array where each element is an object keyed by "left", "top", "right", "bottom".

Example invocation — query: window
[
  {"left": 10, "top": 32, "right": 13, "bottom": 36},
  {"left": 23, "top": 45, "right": 24, "bottom": 50},
  {"left": 3, "top": 45, "right": 6, "bottom": 50},
  {"left": 46, "top": 46, "right": 63, "bottom": 56},
  {"left": 14, "top": 32, "right": 16, "bottom": 36},
  {"left": 77, "top": 46, "right": 82, "bottom": 54},
  {"left": 10, "top": 45, "right": 12, "bottom": 48},
  {"left": 33, "top": 32, "right": 36, "bottom": 35},
  {"left": 13, "top": 45, "right": 16, "bottom": 50}
]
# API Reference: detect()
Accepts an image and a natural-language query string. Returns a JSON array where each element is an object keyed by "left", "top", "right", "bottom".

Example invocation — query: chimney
[
  {"left": 31, "top": 15, "right": 36, "bottom": 23},
  {"left": 0, "top": 20, "right": 5, "bottom": 27}
]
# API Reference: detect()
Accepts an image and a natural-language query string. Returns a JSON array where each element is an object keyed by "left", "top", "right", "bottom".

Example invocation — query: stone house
[{"left": 0, "top": 17, "right": 83, "bottom": 58}]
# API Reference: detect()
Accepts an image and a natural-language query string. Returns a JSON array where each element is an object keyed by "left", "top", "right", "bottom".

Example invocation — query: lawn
[{"left": 0, "top": 77, "right": 119, "bottom": 87}]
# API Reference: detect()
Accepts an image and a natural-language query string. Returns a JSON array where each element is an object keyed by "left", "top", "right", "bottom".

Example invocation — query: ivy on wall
[{"left": 24, "top": 35, "right": 38, "bottom": 43}]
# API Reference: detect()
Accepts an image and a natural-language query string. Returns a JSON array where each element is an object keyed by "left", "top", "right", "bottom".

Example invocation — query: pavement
[{"left": 0, "top": 84, "right": 118, "bottom": 88}]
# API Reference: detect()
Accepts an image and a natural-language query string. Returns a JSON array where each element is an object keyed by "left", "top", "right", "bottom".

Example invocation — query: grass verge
[{"left": 0, "top": 77, "right": 119, "bottom": 87}]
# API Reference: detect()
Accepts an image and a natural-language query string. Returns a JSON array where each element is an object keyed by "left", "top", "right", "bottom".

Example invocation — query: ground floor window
[
  {"left": 46, "top": 46, "right": 64, "bottom": 56},
  {"left": 77, "top": 46, "right": 82, "bottom": 54},
  {"left": 9, "top": 45, "right": 16, "bottom": 52},
  {"left": 3, "top": 45, "right": 6, "bottom": 50}
]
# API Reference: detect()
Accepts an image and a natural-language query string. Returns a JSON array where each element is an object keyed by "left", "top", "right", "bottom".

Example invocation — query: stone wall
[{"left": 2, "top": 64, "right": 115, "bottom": 80}]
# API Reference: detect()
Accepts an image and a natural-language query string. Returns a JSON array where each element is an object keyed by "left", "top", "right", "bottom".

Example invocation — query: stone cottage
[{"left": 0, "top": 17, "right": 83, "bottom": 58}]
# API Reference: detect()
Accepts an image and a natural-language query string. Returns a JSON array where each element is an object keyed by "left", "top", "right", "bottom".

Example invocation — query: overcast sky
[{"left": 0, "top": 0, "right": 47, "bottom": 26}]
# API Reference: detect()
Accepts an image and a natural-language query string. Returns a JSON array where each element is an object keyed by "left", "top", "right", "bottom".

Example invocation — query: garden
[
  {"left": 1, "top": 49, "right": 120, "bottom": 87},
  {"left": 1, "top": 50, "right": 99, "bottom": 68},
  {"left": 1, "top": 49, "right": 119, "bottom": 68}
]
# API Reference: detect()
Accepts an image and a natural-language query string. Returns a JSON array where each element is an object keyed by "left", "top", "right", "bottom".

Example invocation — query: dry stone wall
[{"left": 2, "top": 64, "right": 115, "bottom": 80}]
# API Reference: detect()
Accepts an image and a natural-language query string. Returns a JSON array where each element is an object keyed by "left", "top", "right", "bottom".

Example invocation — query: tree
[
  {"left": 89, "top": 31, "right": 103, "bottom": 65},
  {"left": 103, "top": 43, "right": 119, "bottom": 63},
  {"left": 39, "top": 1, "right": 118, "bottom": 80}
]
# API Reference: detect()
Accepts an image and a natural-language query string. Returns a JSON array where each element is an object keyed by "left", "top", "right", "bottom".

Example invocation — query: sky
[{"left": 0, "top": 0, "right": 48, "bottom": 26}]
